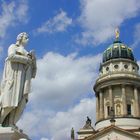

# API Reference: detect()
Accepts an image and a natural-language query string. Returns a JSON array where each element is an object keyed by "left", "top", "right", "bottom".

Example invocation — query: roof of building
[
  {"left": 103, "top": 39, "right": 135, "bottom": 63},
  {"left": 84, "top": 125, "right": 140, "bottom": 140}
]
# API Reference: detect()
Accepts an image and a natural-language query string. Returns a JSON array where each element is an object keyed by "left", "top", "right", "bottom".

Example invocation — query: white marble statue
[{"left": 0, "top": 32, "right": 37, "bottom": 127}]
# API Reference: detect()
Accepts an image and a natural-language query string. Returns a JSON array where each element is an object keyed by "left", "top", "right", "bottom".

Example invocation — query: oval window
[
  {"left": 124, "top": 64, "right": 128, "bottom": 69},
  {"left": 114, "top": 64, "right": 119, "bottom": 69},
  {"left": 106, "top": 67, "right": 109, "bottom": 71},
  {"left": 132, "top": 67, "right": 136, "bottom": 71}
]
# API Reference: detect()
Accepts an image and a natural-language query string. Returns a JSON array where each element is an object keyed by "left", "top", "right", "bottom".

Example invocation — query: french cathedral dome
[{"left": 103, "top": 40, "right": 135, "bottom": 63}]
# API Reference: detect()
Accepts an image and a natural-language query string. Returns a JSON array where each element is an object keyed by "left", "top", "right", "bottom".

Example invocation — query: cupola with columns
[{"left": 94, "top": 28, "right": 140, "bottom": 132}]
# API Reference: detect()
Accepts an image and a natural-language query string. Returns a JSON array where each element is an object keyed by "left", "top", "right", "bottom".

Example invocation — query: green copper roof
[{"left": 103, "top": 40, "right": 135, "bottom": 63}]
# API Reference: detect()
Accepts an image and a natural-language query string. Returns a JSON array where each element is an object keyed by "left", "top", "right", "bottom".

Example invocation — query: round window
[
  {"left": 106, "top": 67, "right": 109, "bottom": 71},
  {"left": 124, "top": 64, "right": 128, "bottom": 69},
  {"left": 132, "top": 67, "right": 135, "bottom": 71},
  {"left": 114, "top": 64, "right": 119, "bottom": 69}
]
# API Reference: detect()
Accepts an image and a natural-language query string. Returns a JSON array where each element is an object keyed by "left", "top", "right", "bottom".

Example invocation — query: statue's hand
[
  {"left": 27, "top": 50, "right": 36, "bottom": 60},
  {"left": 27, "top": 57, "right": 32, "bottom": 65},
  {"left": 27, "top": 53, "right": 32, "bottom": 59}
]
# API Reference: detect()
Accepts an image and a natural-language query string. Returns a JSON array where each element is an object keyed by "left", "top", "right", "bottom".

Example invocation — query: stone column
[
  {"left": 134, "top": 87, "right": 139, "bottom": 117},
  {"left": 96, "top": 95, "right": 99, "bottom": 121},
  {"left": 122, "top": 85, "right": 127, "bottom": 116},
  {"left": 99, "top": 91, "right": 104, "bottom": 119},
  {"left": 109, "top": 86, "right": 113, "bottom": 108}
]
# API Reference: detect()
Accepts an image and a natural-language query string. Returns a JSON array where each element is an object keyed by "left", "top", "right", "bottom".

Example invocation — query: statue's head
[{"left": 16, "top": 32, "right": 29, "bottom": 46}]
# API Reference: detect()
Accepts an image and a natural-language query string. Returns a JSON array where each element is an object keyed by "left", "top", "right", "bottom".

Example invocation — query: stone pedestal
[
  {"left": 77, "top": 128, "right": 95, "bottom": 140},
  {"left": 0, "top": 126, "right": 29, "bottom": 140}
]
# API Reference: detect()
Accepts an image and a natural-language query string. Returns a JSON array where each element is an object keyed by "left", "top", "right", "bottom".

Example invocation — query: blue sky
[{"left": 0, "top": 0, "right": 140, "bottom": 140}]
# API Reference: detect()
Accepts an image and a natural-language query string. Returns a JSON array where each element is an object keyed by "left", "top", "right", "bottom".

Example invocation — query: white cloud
[
  {"left": 0, "top": 0, "right": 28, "bottom": 38},
  {"left": 17, "top": 52, "right": 100, "bottom": 139},
  {"left": 18, "top": 98, "right": 96, "bottom": 140},
  {"left": 40, "top": 138, "right": 49, "bottom": 140},
  {"left": 77, "top": 0, "right": 140, "bottom": 45},
  {"left": 15, "top": 0, "right": 28, "bottom": 23},
  {"left": 36, "top": 10, "right": 72, "bottom": 34},
  {"left": 132, "top": 23, "right": 140, "bottom": 48},
  {"left": 0, "top": 46, "right": 4, "bottom": 79},
  {"left": 47, "top": 98, "right": 96, "bottom": 140},
  {"left": 0, "top": 47, "right": 3, "bottom": 55},
  {"left": 30, "top": 52, "right": 101, "bottom": 110}
]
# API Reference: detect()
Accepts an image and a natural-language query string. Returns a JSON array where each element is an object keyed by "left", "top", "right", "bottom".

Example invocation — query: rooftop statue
[
  {"left": 0, "top": 32, "right": 37, "bottom": 127},
  {"left": 71, "top": 127, "right": 75, "bottom": 140},
  {"left": 115, "top": 27, "right": 120, "bottom": 40},
  {"left": 83, "top": 116, "right": 93, "bottom": 129}
]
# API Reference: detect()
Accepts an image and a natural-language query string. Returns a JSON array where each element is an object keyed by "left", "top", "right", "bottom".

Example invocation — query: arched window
[
  {"left": 127, "top": 104, "right": 131, "bottom": 115},
  {"left": 107, "top": 106, "right": 110, "bottom": 116},
  {"left": 121, "top": 48, "right": 127, "bottom": 58},
  {"left": 105, "top": 102, "right": 110, "bottom": 118},
  {"left": 112, "top": 47, "right": 119, "bottom": 58}
]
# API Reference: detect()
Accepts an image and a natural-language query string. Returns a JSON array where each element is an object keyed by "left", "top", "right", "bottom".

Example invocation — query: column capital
[
  {"left": 95, "top": 92, "right": 98, "bottom": 97},
  {"left": 121, "top": 84, "right": 125, "bottom": 88},
  {"left": 134, "top": 86, "right": 137, "bottom": 90},
  {"left": 99, "top": 88, "right": 104, "bottom": 93},
  {"left": 108, "top": 86, "right": 112, "bottom": 89}
]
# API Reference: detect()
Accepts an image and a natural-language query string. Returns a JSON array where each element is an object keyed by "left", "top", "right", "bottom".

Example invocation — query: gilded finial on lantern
[{"left": 115, "top": 27, "right": 120, "bottom": 39}]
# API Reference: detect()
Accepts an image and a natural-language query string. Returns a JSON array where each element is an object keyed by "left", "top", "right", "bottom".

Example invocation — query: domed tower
[{"left": 94, "top": 29, "right": 140, "bottom": 132}]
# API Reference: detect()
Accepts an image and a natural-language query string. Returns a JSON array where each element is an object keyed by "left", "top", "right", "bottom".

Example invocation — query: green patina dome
[{"left": 103, "top": 40, "right": 135, "bottom": 63}]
